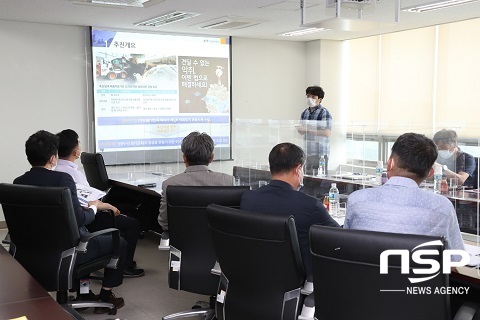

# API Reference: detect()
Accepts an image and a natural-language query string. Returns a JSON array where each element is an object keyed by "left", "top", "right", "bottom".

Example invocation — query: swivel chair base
[
  {"left": 162, "top": 300, "right": 215, "bottom": 320},
  {"left": 63, "top": 300, "right": 116, "bottom": 320},
  {"left": 162, "top": 308, "right": 215, "bottom": 320}
]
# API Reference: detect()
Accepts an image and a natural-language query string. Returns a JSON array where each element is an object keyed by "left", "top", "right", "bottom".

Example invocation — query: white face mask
[
  {"left": 296, "top": 166, "right": 304, "bottom": 190},
  {"left": 306, "top": 98, "right": 317, "bottom": 108},
  {"left": 438, "top": 149, "right": 454, "bottom": 160}
]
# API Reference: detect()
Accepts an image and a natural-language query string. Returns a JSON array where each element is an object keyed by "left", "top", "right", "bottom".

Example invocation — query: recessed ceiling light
[
  {"left": 280, "top": 28, "right": 329, "bottom": 37},
  {"left": 401, "top": 0, "right": 479, "bottom": 13},
  {"left": 70, "top": 0, "right": 164, "bottom": 8}
]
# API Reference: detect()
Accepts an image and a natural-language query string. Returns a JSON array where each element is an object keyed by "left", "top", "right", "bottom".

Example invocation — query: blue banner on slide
[
  {"left": 98, "top": 136, "right": 230, "bottom": 150},
  {"left": 97, "top": 115, "right": 230, "bottom": 125}
]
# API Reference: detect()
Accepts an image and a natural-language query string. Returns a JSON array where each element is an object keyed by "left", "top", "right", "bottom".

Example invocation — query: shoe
[
  {"left": 76, "top": 290, "right": 98, "bottom": 301},
  {"left": 72, "top": 290, "right": 98, "bottom": 312},
  {"left": 93, "top": 292, "right": 124, "bottom": 314},
  {"left": 123, "top": 267, "right": 145, "bottom": 278}
]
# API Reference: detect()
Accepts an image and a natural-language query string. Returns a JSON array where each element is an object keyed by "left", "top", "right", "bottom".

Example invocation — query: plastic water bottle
[
  {"left": 375, "top": 161, "right": 383, "bottom": 185},
  {"left": 318, "top": 155, "right": 326, "bottom": 177},
  {"left": 329, "top": 183, "right": 340, "bottom": 217},
  {"left": 434, "top": 166, "right": 443, "bottom": 194}
]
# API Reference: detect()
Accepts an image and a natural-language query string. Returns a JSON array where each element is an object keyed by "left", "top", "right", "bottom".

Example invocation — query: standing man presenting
[{"left": 297, "top": 85, "right": 332, "bottom": 175}]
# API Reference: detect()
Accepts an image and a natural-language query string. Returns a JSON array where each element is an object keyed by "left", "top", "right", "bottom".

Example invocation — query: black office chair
[
  {"left": 0, "top": 183, "right": 121, "bottom": 318},
  {"left": 207, "top": 204, "right": 306, "bottom": 320},
  {"left": 309, "top": 225, "right": 479, "bottom": 320},
  {"left": 162, "top": 185, "right": 250, "bottom": 320},
  {"left": 80, "top": 152, "right": 110, "bottom": 191},
  {"left": 80, "top": 152, "right": 151, "bottom": 232}
]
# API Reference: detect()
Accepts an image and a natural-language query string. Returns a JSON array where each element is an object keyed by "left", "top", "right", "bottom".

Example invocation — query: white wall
[
  {"left": 231, "top": 37, "right": 306, "bottom": 121},
  {"left": 212, "top": 37, "right": 307, "bottom": 175},
  {"left": 0, "top": 20, "right": 94, "bottom": 221}
]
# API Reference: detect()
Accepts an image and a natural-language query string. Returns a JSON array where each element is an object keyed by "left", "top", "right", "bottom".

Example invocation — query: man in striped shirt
[{"left": 297, "top": 85, "right": 333, "bottom": 175}]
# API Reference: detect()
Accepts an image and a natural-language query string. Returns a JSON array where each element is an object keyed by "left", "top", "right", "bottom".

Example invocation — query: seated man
[
  {"left": 158, "top": 131, "right": 234, "bottom": 235},
  {"left": 433, "top": 129, "right": 476, "bottom": 187},
  {"left": 14, "top": 130, "right": 126, "bottom": 314},
  {"left": 55, "top": 129, "right": 144, "bottom": 278},
  {"left": 345, "top": 132, "right": 464, "bottom": 253},
  {"left": 240, "top": 142, "right": 340, "bottom": 277}
]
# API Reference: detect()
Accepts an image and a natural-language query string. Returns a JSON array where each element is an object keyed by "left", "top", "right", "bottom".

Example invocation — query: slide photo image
[
  {"left": 95, "top": 53, "right": 177, "bottom": 85},
  {"left": 178, "top": 56, "right": 230, "bottom": 114}
]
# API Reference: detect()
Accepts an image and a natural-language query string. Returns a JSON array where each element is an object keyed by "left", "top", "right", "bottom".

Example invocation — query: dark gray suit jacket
[{"left": 158, "top": 165, "right": 234, "bottom": 230}]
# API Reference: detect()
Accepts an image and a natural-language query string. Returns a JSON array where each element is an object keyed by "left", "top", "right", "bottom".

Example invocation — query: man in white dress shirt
[{"left": 55, "top": 129, "right": 144, "bottom": 278}]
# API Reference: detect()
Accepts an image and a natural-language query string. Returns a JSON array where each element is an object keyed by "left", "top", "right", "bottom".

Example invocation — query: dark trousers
[
  {"left": 75, "top": 234, "right": 127, "bottom": 288},
  {"left": 88, "top": 211, "right": 140, "bottom": 269}
]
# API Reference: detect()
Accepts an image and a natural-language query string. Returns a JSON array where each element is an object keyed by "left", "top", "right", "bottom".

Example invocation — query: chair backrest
[
  {"left": 166, "top": 185, "right": 250, "bottom": 296},
  {"left": 0, "top": 183, "right": 80, "bottom": 292},
  {"left": 80, "top": 152, "right": 110, "bottom": 191},
  {"left": 310, "top": 225, "right": 450, "bottom": 320},
  {"left": 207, "top": 204, "right": 306, "bottom": 320}
]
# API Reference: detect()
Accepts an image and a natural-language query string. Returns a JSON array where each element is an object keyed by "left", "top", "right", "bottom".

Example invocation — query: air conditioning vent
[
  {"left": 197, "top": 17, "right": 262, "bottom": 30},
  {"left": 135, "top": 11, "right": 201, "bottom": 27}
]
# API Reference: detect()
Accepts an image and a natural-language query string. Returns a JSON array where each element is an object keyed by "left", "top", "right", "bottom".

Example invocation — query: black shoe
[
  {"left": 76, "top": 290, "right": 98, "bottom": 301},
  {"left": 123, "top": 267, "right": 145, "bottom": 278},
  {"left": 94, "top": 292, "right": 124, "bottom": 314},
  {"left": 73, "top": 290, "right": 98, "bottom": 312}
]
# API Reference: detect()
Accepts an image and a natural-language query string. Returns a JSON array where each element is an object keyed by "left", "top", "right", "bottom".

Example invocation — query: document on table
[
  {"left": 464, "top": 243, "right": 480, "bottom": 266},
  {"left": 76, "top": 184, "right": 106, "bottom": 206},
  {"left": 332, "top": 172, "right": 375, "bottom": 180}
]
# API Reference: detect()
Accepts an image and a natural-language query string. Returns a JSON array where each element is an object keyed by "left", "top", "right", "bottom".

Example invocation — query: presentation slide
[{"left": 90, "top": 28, "right": 232, "bottom": 165}]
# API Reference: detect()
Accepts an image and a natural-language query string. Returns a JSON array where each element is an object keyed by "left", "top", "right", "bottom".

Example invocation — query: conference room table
[
  {"left": 235, "top": 164, "right": 480, "bottom": 199},
  {"left": 0, "top": 245, "right": 72, "bottom": 320},
  {"left": 108, "top": 171, "right": 163, "bottom": 197},
  {"left": 107, "top": 166, "right": 480, "bottom": 282},
  {"left": 107, "top": 171, "right": 164, "bottom": 233},
  {"left": 233, "top": 165, "right": 480, "bottom": 277}
]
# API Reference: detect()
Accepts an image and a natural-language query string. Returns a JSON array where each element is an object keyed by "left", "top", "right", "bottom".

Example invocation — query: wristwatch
[{"left": 443, "top": 165, "right": 449, "bottom": 172}]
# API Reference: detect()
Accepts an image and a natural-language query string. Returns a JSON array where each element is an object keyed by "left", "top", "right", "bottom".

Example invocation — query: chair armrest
[
  {"left": 453, "top": 301, "right": 480, "bottom": 320},
  {"left": 301, "top": 280, "right": 313, "bottom": 295},
  {"left": 2, "top": 232, "right": 11, "bottom": 245},
  {"left": 298, "top": 294, "right": 315, "bottom": 320},
  {"left": 77, "top": 228, "right": 121, "bottom": 269},
  {"left": 157, "top": 231, "right": 170, "bottom": 250},
  {"left": 211, "top": 261, "right": 221, "bottom": 275}
]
